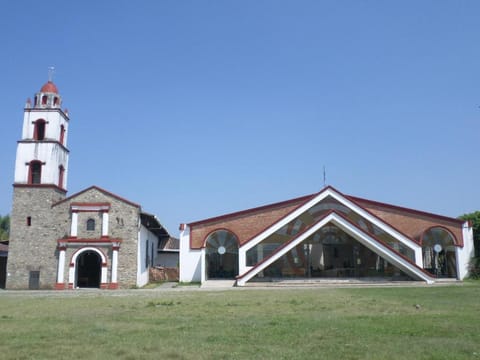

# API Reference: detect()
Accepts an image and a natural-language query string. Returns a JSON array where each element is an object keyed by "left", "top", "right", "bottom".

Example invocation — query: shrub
[{"left": 468, "top": 257, "right": 480, "bottom": 279}]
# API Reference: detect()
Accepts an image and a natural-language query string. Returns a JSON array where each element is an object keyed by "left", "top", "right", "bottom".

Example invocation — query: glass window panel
[
  {"left": 247, "top": 196, "right": 416, "bottom": 266},
  {"left": 252, "top": 225, "right": 413, "bottom": 281}
]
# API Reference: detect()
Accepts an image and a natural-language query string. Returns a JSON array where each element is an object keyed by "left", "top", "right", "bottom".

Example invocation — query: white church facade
[{"left": 6, "top": 80, "right": 174, "bottom": 290}]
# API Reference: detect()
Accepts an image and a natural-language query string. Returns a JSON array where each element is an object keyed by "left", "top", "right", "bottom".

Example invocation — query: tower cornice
[
  {"left": 17, "top": 139, "right": 70, "bottom": 153},
  {"left": 24, "top": 107, "right": 70, "bottom": 121},
  {"left": 13, "top": 183, "right": 67, "bottom": 194}
]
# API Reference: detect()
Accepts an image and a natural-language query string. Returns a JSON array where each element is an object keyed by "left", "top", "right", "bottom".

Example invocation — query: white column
[
  {"left": 238, "top": 248, "right": 246, "bottom": 275},
  {"left": 414, "top": 246, "right": 423, "bottom": 268},
  {"left": 111, "top": 246, "right": 119, "bottom": 283},
  {"left": 102, "top": 211, "right": 109, "bottom": 237},
  {"left": 57, "top": 247, "right": 66, "bottom": 283},
  {"left": 200, "top": 248, "right": 206, "bottom": 283},
  {"left": 71, "top": 212, "right": 78, "bottom": 237}
]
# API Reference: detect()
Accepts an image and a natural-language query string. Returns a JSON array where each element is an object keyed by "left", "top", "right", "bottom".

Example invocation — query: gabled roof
[
  {"left": 347, "top": 195, "right": 464, "bottom": 225},
  {"left": 188, "top": 185, "right": 462, "bottom": 228},
  {"left": 53, "top": 185, "right": 141, "bottom": 208},
  {"left": 240, "top": 186, "right": 423, "bottom": 252},
  {"left": 188, "top": 193, "right": 315, "bottom": 227}
]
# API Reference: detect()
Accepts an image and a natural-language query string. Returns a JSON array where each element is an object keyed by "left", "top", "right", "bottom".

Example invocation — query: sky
[{"left": 0, "top": 1, "right": 479, "bottom": 234}]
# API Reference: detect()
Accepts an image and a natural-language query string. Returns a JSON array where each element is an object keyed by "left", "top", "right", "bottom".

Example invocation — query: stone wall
[{"left": 7, "top": 186, "right": 67, "bottom": 289}]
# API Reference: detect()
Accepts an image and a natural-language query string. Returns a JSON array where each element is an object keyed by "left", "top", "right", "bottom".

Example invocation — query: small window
[
  {"left": 58, "top": 165, "right": 65, "bottom": 189},
  {"left": 28, "top": 161, "right": 42, "bottom": 184},
  {"left": 86, "top": 219, "right": 95, "bottom": 231},
  {"left": 27, "top": 216, "right": 32, "bottom": 226},
  {"left": 34, "top": 120, "right": 46, "bottom": 140},
  {"left": 41, "top": 95, "right": 47, "bottom": 105},
  {"left": 59, "top": 125, "right": 65, "bottom": 145}
]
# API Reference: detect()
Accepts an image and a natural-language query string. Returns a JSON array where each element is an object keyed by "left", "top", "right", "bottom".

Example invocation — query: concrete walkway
[{"left": 0, "top": 278, "right": 464, "bottom": 297}]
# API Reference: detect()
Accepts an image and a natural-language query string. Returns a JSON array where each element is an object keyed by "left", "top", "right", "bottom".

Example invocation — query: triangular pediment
[
  {"left": 236, "top": 187, "right": 431, "bottom": 285},
  {"left": 241, "top": 187, "right": 421, "bottom": 254},
  {"left": 237, "top": 211, "right": 433, "bottom": 285}
]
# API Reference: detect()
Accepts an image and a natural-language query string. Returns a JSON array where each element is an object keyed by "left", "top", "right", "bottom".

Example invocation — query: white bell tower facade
[{"left": 14, "top": 80, "right": 70, "bottom": 191}]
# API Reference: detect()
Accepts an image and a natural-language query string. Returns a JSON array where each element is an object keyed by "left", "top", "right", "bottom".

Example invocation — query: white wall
[
  {"left": 22, "top": 110, "right": 69, "bottom": 146},
  {"left": 15, "top": 109, "right": 69, "bottom": 188},
  {"left": 14, "top": 142, "right": 69, "bottom": 186},
  {"left": 457, "top": 222, "right": 475, "bottom": 280},
  {"left": 137, "top": 225, "right": 158, "bottom": 287},
  {"left": 179, "top": 226, "right": 203, "bottom": 282}
]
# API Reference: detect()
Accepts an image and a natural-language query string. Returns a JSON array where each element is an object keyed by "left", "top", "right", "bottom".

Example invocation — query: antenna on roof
[
  {"left": 323, "top": 165, "right": 327, "bottom": 188},
  {"left": 48, "top": 66, "right": 55, "bottom": 82}
]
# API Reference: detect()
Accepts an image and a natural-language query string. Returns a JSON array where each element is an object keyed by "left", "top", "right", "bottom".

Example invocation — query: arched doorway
[
  {"left": 205, "top": 230, "right": 239, "bottom": 279},
  {"left": 76, "top": 250, "right": 101, "bottom": 288},
  {"left": 422, "top": 227, "right": 457, "bottom": 278}
]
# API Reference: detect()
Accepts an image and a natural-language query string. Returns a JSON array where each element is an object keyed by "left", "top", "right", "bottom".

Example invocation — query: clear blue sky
[{"left": 1, "top": 1, "right": 479, "bottom": 233}]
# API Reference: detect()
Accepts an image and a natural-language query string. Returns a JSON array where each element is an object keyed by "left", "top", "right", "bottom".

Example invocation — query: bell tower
[
  {"left": 13, "top": 76, "right": 70, "bottom": 191},
  {"left": 7, "top": 75, "right": 71, "bottom": 289}
]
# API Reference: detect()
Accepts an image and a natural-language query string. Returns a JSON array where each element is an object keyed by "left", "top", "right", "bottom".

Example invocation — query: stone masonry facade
[
  {"left": 7, "top": 185, "right": 144, "bottom": 289},
  {"left": 54, "top": 187, "right": 142, "bottom": 289},
  {"left": 7, "top": 186, "right": 67, "bottom": 289}
]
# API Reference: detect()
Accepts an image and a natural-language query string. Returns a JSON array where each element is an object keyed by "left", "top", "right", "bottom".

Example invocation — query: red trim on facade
[
  {"left": 33, "top": 119, "right": 46, "bottom": 141},
  {"left": 53, "top": 185, "right": 141, "bottom": 208},
  {"left": 68, "top": 283, "right": 74, "bottom": 289},
  {"left": 201, "top": 228, "right": 241, "bottom": 248},
  {"left": 58, "top": 246, "right": 67, "bottom": 251},
  {"left": 70, "top": 202, "right": 111, "bottom": 208},
  {"left": 55, "top": 283, "right": 66, "bottom": 290},
  {"left": 59, "top": 124, "right": 65, "bottom": 145},
  {"left": 100, "top": 283, "right": 108, "bottom": 289},
  {"left": 108, "top": 283, "right": 119, "bottom": 290},
  {"left": 57, "top": 237, "right": 122, "bottom": 244},
  {"left": 419, "top": 225, "right": 459, "bottom": 246}
]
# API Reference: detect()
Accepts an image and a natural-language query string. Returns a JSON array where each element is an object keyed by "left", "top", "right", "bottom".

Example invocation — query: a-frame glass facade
[
  {"left": 246, "top": 195, "right": 416, "bottom": 267},
  {"left": 251, "top": 224, "right": 413, "bottom": 281}
]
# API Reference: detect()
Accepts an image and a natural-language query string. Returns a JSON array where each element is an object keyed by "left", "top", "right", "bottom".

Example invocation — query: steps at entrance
[{"left": 201, "top": 280, "right": 236, "bottom": 289}]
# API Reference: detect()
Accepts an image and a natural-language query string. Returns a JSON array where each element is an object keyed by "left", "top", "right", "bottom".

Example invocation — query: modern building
[
  {"left": 6, "top": 80, "right": 174, "bottom": 290},
  {"left": 179, "top": 186, "right": 475, "bottom": 286}
]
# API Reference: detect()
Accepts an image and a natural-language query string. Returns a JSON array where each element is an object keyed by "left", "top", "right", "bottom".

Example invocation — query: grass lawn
[{"left": 0, "top": 282, "right": 479, "bottom": 360}]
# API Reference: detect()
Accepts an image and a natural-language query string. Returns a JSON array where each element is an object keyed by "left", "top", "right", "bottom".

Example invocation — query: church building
[
  {"left": 6, "top": 80, "right": 173, "bottom": 290},
  {"left": 179, "top": 186, "right": 475, "bottom": 286}
]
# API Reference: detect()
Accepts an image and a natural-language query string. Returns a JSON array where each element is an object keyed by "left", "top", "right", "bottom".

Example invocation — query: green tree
[
  {"left": 459, "top": 211, "right": 480, "bottom": 257},
  {"left": 0, "top": 214, "right": 9, "bottom": 241}
]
